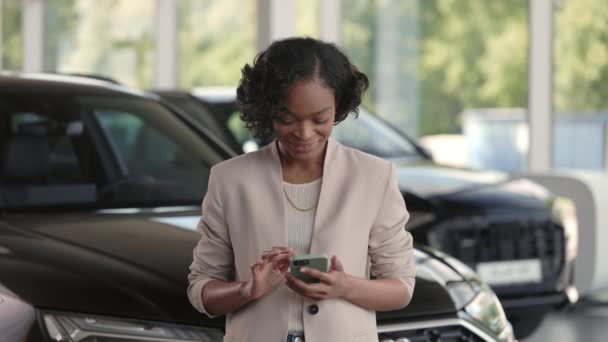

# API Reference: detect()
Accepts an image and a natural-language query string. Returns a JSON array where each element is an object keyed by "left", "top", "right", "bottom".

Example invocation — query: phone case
[{"left": 290, "top": 254, "right": 329, "bottom": 284}]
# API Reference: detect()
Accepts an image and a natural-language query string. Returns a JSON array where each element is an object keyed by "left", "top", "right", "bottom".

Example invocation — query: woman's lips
[{"left": 289, "top": 141, "right": 314, "bottom": 153}]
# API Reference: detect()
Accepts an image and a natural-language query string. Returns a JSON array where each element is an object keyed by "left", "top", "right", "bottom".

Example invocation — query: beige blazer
[{"left": 188, "top": 138, "right": 415, "bottom": 342}]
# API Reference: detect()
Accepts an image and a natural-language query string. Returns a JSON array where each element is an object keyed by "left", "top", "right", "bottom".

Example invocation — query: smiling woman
[
  {"left": 271, "top": 79, "right": 336, "bottom": 175},
  {"left": 187, "top": 37, "right": 416, "bottom": 342}
]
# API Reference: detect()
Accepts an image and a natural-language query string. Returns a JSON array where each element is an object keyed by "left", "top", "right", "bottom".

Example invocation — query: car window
[
  {"left": 185, "top": 96, "right": 420, "bottom": 159},
  {"left": 227, "top": 110, "right": 253, "bottom": 146},
  {"left": 97, "top": 110, "right": 194, "bottom": 176},
  {"left": 9, "top": 111, "right": 89, "bottom": 185},
  {"left": 0, "top": 94, "right": 223, "bottom": 210},
  {"left": 220, "top": 104, "right": 420, "bottom": 159},
  {"left": 332, "top": 110, "right": 419, "bottom": 158}
]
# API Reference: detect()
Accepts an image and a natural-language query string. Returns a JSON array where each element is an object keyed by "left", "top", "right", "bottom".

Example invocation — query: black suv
[
  {"left": 155, "top": 87, "right": 579, "bottom": 338},
  {"left": 0, "top": 74, "right": 514, "bottom": 342}
]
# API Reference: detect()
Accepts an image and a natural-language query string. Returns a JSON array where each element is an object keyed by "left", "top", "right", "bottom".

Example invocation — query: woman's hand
[
  {"left": 285, "top": 255, "right": 352, "bottom": 300},
  {"left": 240, "top": 247, "right": 295, "bottom": 300}
]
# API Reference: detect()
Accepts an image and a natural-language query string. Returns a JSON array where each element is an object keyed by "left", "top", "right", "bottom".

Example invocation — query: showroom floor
[{"left": 523, "top": 301, "right": 608, "bottom": 341}]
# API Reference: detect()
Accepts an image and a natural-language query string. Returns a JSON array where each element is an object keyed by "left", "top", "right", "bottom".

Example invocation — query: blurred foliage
[
  {"left": 342, "top": 0, "right": 377, "bottom": 113},
  {"left": 554, "top": 0, "right": 608, "bottom": 112},
  {"left": 177, "top": 0, "right": 255, "bottom": 88},
  {"left": 344, "top": 0, "right": 608, "bottom": 136},
  {"left": 43, "top": 0, "right": 154, "bottom": 87},
  {"left": 3, "top": 0, "right": 607, "bottom": 128},
  {"left": 2, "top": 0, "right": 22, "bottom": 70},
  {"left": 43, "top": 0, "right": 78, "bottom": 71},
  {"left": 343, "top": 0, "right": 529, "bottom": 136}
]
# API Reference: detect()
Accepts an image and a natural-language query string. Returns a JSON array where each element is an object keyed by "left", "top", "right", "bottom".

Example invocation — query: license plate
[{"left": 476, "top": 259, "right": 542, "bottom": 285}]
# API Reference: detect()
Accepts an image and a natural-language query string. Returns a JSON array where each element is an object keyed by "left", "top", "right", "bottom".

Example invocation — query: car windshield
[
  {"left": 332, "top": 108, "right": 420, "bottom": 159},
  {"left": 0, "top": 94, "right": 223, "bottom": 210},
  {"left": 195, "top": 94, "right": 421, "bottom": 159}
]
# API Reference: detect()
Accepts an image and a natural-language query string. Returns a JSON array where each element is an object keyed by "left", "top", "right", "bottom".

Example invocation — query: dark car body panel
[
  {"left": 0, "top": 213, "right": 221, "bottom": 327},
  {"left": 0, "top": 210, "right": 456, "bottom": 327}
]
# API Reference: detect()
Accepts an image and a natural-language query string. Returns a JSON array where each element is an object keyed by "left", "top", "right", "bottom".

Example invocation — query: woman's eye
[
  {"left": 315, "top": 119, "right": 329, "bottom": 124},
  {"left": 276, "top": 116, "right": 294, "bottom": 124}
]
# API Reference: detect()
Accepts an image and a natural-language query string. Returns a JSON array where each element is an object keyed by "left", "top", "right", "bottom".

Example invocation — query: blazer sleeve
[
  {"left": 187, "top": 166, "right": 235, "bottom": 318},
  {"left": 368, "top": 162, "right": 416, "bottom": 304}
]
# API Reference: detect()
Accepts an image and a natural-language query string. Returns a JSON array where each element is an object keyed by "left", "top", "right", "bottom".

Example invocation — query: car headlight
[
  {"left": 41, "top": 311, "right": 223, "bottom": 342},
  {"left": 464, "top": 287, "right": 509, "bottom": 335},
  {"left": 437, "top": 254, "right": 513, "bottom": 340},
  {"left": 551, "top": 196, "right": 578, "bottom": 261}
]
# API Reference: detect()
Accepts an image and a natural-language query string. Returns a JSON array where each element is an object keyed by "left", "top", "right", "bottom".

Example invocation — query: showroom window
[
  {"left": 553, "top": 0, "right": 608, "bottom": 171},
  {"left": 177, "top": 0, "right": 255, "bottom": 88},
  {"left": 43, "top": 0, "right": 154, "bottom": 88},
  {"left": 1, "top": 0, "right": 22, "bottom": 70},
  {"left": 342, "top": 0, "right": 530, "bottom": 171}
]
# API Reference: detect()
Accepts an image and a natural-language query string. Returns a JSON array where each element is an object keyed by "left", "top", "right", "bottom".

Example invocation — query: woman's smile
[
  {"left": 289, "top": 141, "right": 315, "bottom": 153},
  {"left": 272, "top": 79, "right": 336, "bottom": 164}
]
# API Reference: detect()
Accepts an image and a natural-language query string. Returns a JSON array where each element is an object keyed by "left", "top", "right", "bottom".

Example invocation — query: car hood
[
  {"left": 395, "top": 164, "right": 552, "bottom": 213},
  {"left": 0, "top": 209, "right": 458, "bottom": 327}
]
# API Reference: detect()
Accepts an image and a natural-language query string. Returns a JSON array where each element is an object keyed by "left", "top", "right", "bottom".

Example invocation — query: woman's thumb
[{"left": 331, "top": 255, "right": 344, "bottom": 272}]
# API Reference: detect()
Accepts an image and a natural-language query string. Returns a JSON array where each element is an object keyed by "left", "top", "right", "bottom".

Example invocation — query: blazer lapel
[
  {"left": 311, "top": 138, "right": 341, "bottom": 254},
  {"left": 259, "top": 141, "right": 288, "bottom": 248}
]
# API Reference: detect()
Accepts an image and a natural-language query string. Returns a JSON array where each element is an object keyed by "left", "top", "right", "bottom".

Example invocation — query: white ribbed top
[{"left": 283, "top": 178, "right": 322, "bottom": 333}]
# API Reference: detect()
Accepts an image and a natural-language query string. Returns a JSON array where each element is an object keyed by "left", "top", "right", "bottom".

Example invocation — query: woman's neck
[
  {"left": 281, "top": 163, "right": 323, "bottom": 184},
  {"left": 278, "top": 143, "right": 326, "bottom": 184}
]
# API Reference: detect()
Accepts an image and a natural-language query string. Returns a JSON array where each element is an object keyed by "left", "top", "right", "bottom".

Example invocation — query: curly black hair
[{"left": 236, "top": 37, "right": 369, "bottom": 142}]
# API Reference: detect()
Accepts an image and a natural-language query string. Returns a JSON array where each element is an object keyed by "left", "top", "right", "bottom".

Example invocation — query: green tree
[
  {"left": 554, "top": 0, "right": 608, "bottom": 112},
  {"left": 45, "top": 0, "right": 154, "bottom": 88},
  {"left": 177, "top": 0, "right": 255, "bottom": 87},
  {"left": 341, "top": 0, "right": 378, "bottom": 112},
  {"left": 2, "top": 0, "right": 23, "bottom": 70},
  {"left": 419, "top": 0, "right": 528, "bottom": 135},
  {"left": 343, "top": 0, "right": 529, "bottom": 136},
  {"left": 44, "top": 0, "right": 78, "bottom": 72}
]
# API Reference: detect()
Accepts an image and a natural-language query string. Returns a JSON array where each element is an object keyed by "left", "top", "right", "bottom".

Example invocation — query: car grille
[
  {"left": 429, "top": 218, "right": 565, "bottom": 282},
  {"left": 379, "top": 324, "right": 485, "bottom": 342}
]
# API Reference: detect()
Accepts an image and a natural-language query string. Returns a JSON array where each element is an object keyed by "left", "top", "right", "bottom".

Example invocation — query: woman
[{"left": 187, "top": 37, "right": 415, "bottom": 342}]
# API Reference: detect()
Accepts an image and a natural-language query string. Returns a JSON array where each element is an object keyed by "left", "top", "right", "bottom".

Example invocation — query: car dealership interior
[{"left": 1, "top": 0, "right": 607, "bottom": 341}]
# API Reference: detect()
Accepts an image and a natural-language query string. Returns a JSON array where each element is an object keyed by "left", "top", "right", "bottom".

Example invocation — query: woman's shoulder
[
  {"left": 210, "top": 146, "right": 273, "bottom": 180},
  {"left": 335, "top": 142, "right": 391, "bottom": 172}
]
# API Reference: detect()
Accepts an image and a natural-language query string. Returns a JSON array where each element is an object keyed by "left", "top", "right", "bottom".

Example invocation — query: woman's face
[{"left": 272, "top": 78, "right": 336, "bottom": 164}]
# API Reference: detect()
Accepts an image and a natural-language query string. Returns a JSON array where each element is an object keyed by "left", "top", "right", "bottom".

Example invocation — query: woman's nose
[{"left": 295, "top": 121, "right": 314, "bottom": 140}]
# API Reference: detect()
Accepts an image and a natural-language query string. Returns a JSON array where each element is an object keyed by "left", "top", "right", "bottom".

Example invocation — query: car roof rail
[{"left": 60, "top": 73, "right": 122, "bottom": 85}]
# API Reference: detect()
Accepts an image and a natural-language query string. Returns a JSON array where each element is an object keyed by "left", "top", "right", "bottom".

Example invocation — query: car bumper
[{"left": 500, "top": 285, "right": 578, "bottom": 312}]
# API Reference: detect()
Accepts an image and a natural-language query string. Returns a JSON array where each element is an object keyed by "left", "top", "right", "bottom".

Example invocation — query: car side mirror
[{"left": 417, "top": 145, "right": 434, "bottom": 161}]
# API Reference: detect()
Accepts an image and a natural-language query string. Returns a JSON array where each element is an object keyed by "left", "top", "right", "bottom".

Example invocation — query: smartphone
[{"left": 290, "top": 254, "right": 329, "bottom": 284}]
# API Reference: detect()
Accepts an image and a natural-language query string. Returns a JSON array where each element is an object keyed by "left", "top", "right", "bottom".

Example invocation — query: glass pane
[
  {"left": 332, "top": 109, "right": 419, "bottom": 159},
  {"left": 83, "top": 97, "right": 217, "bottom": 206},
  {"left": 177, "top": 0, "right": 255, "bottom": 88},
  {"left": 43, "top": 0, "right": 154, "bottom": 88},
  {"left": 342, "top": 0, "right": 529, "bottom": 171},
  {"left": 0, "top": 93, "right": 218, "bottom": 209},
  {"left": 94, "top": 108, "right": 211, "bottom": 185},
  {"left": 553, "top": 0, "right": 608, "bottom": 171},
  {"left": 1, "top": 94, "right": 99, "bottom": 209},
  {"left": 297, "top": 0, "right": 319, "bottom": 38},
  {"left": 2, "top": 0, "right": 22, "bottom": 70}
]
